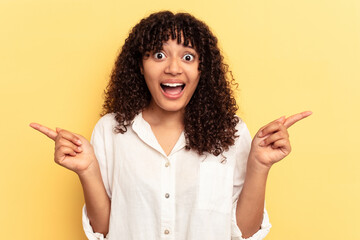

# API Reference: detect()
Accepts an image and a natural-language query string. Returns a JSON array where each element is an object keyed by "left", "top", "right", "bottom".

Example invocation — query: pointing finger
[
  {"left": 29, "top": 122, "right": 57, "bottom": 140},
  {"left": 284, "top": 111, "right": 312, "bottom": 129}
]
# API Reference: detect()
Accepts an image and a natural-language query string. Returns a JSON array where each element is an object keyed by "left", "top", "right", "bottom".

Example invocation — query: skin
[
  {"left": 141, "top": 38, "right": 201, "bottom": 155},
  {"left": 28, "top": 123, "right": 110, "bottom": 235},
  {"left": 236, "top": 111, "right": 312, "bottom": 238},
  {"left": 30, "top": 38, "right": 312, "bottom": 237}
]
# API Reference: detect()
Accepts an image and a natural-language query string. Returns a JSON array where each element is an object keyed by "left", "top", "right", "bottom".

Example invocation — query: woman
[{"left": 30, "top": 11, "right": 311, "bottom": 240}]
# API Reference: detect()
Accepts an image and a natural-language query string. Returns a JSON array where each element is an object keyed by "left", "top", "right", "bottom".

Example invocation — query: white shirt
[{"left": 82, "top": 112, "right": 271, "bottom": 240}]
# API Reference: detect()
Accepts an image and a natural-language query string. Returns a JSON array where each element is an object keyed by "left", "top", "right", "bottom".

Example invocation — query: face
[{"left": 141, "top": 38, "right": 200, "bottom": 114}]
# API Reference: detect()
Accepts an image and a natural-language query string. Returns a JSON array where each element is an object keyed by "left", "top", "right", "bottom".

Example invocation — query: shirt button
[
  {"left": 165, "top": 193, "right": 170, "bottom": 198},
  {"left": 165, "top": 162, "right": 170, "bottom": 167},
  {"left": 164, "top": 229, "right": 170, "bottom": 234}
]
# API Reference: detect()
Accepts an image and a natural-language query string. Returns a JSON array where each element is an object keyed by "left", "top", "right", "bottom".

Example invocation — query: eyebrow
[{"left": 162, "top": 42, "right": 195, "bottom": 49}]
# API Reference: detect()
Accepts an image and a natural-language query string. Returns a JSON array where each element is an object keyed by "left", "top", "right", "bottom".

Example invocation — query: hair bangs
[{"left": 139, "top": 14, "right": 198, "bottom": 55}]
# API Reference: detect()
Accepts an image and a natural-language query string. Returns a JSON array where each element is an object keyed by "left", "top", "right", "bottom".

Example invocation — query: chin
[
  {"left": 158, "top": 102, "right": 187, "bottom": 113},
  {"left": 161, "top": 106, "right": 186, "bottom": 113}
]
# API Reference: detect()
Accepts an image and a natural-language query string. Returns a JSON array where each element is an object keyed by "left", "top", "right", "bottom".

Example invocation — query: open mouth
[{"left": 160, "top": 83, "right": 186, "bottom": 95}]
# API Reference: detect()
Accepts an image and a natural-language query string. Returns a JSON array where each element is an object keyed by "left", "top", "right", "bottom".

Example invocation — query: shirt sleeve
[
  {"left": 231, "top": 120, "right": 272, "bottom": 240},
  {"left": 82, "top": 116, "right": 112, "bottom": 240},
  {"left": 231, "top": 201, "right": 272, "bottom": 240},
  {"left": 82, "top": 205, "right": 109, "bottom": 240}
]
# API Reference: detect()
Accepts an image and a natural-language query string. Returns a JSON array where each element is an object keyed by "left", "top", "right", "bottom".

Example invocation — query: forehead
[
  {"left": 149, "top": 37, "right": 197, "bottom": 57},
  {"left": 162, "top": 38, "right": 195, "bottom": 50},
  {"left": 140, "top": 26, "right": 198, "bottom": 53}
]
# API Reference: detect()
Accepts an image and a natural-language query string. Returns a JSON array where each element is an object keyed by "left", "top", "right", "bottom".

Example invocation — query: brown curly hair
[{"left": 102, "top": 11, "right": 240, "bottom": 156}]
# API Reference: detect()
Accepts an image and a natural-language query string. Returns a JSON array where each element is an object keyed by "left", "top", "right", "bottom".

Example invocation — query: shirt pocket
[{"left": 196, "top": 161, "right": 234, "bottom": 214}]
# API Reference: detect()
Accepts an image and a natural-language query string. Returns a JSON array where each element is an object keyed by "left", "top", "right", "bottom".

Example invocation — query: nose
[{"left": 165, "top": 57, "right": 182, "bottom": 75}]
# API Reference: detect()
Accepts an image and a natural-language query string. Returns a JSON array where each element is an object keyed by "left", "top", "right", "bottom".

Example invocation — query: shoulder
[
  {"left": 95, "top": 113, "right": 117, "bottom": 127},
  {"left": 234, "top": 115, "right": 250, "bottom": 136},
  {"left": 92, "top": 113, "right": 118, "bottom": 136},
  {"left": 233, "top": 115, "right": 252, "bottom": 150},
  {"left": 232, "top": 116, "right": 252, "bottom": 167}
]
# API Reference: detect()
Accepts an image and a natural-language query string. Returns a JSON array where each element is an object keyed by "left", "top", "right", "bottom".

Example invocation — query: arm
[
  {"left": 235, "top": 111, "right": 312, "bottom": 238},
  {"left": 78, "top": 161, "right": 110, "bottom": 235},
  {"left": 29, "top": 123, "right": 110, "bottom": 235},
  {"left": 235, "top": 159, "right": 269, "bottom": 238}
]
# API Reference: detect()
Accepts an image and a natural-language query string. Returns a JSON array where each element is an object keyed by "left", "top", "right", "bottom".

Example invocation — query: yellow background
[{"left": 1, "top": 0, "right": 359, "bottom": 239}]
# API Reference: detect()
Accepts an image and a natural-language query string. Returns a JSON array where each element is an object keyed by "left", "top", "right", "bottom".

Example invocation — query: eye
[
  {"left": 153, "top": 52, "right": 166, "bottom": 60},
  {"left": 183, "top": 53, "right": 195, "bottom": 61}
]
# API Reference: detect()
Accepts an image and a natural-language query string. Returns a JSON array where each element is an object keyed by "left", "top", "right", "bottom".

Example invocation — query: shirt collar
[{"left": 131, "top": 112, "right": 186, "bottom": 157}]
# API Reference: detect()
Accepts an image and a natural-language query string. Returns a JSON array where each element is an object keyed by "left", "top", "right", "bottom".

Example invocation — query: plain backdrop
[{"left": 1, "top": 0, "right": 359, "bottom": 239}]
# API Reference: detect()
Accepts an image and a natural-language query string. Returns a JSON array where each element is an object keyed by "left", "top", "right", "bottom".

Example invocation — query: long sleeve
[
  {"left": 231, "top": 120, "right": 272, "bottom": 239},
  {"left": 82, "top": 116, "right": 113, "bottom": 240},
  {"left": 80, "top": 113, "right": 271, "bottom": 239},
  {"left": 231, "top": 200, "right": 271, "bottom": 240},
  {"left": 82, "top": 205, "right": 109, "bottom": 240}
]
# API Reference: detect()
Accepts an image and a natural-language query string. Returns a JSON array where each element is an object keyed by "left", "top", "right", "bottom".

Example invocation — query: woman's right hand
[{"left": 30, "top": 123, "right": 96, "bottom": 175}]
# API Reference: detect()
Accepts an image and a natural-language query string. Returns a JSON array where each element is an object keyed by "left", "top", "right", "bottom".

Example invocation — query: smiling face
[{"left": 141, "top": 38, "right": 201, "bottom": 115}]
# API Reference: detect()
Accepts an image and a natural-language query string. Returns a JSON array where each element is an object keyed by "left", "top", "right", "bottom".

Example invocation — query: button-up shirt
[{"left": 82, "top": 112, "right": 271, "bottom": 240}]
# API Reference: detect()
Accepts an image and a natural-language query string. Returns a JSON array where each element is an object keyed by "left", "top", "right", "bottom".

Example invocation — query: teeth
[{"left": 162, "top": 83, "right": 184, "bottom": 87}]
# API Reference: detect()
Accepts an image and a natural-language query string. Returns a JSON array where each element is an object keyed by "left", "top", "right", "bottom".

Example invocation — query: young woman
[{"left": 30, "top": 11, "right": 311, "bottom": 240}]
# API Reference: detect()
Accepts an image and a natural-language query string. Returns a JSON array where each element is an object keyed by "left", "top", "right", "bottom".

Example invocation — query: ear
[{"left": 139, "top": 62, "right": 144, "bottom": 75}]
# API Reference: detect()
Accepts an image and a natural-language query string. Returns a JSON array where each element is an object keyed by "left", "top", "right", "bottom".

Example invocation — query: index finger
[
  {"left": 29, "top": 122, "right": 58, "bottom": 140},
  {"left": 284, "top": 111, "right": 312, "bottom": 129}
]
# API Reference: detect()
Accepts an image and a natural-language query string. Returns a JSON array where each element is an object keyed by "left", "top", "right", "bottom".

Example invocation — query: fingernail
[
  {"left": 78, "top": 147, "right": 82, "bottom": 151},
  {"left": 259, "top": 140, "right": 265, "bottom": 147},
  {"left": 258, "top": 130, "right": 263, "bottom": 137},
  {"left": 77, "top": 140, "right": 82, "bottom": 145}
]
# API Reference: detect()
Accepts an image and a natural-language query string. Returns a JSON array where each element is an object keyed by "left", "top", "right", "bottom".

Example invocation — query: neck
[{"left": 142, "top": 101, "right": 184, "bottom": 128}]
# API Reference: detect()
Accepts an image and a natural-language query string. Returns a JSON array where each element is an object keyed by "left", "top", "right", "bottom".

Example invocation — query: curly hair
[{"left": 102, "top": 11, "right": 240, "bottom": 156}]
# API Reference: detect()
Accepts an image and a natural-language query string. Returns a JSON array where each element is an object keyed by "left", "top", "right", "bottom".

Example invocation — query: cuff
[
  {"left": 231, "top": 207, "right": 271, "bottom": 240},
  {"left": 82, "top": 205, "right": 109, "bottom": 240}
]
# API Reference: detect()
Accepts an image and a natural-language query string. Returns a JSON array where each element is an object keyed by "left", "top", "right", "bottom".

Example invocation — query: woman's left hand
[{"left": 248, "top": 111, "right": 312, "bottom": 172}]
